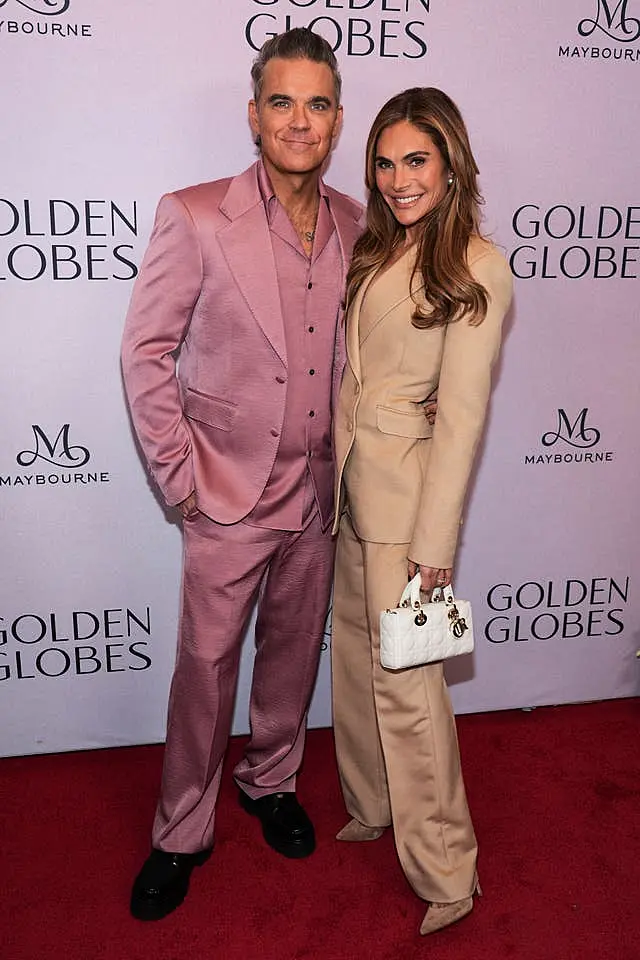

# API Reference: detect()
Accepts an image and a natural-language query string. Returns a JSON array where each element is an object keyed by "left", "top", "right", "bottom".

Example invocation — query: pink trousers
[{"left": 152, "top": 506, "right": 335, "bottom": 853}]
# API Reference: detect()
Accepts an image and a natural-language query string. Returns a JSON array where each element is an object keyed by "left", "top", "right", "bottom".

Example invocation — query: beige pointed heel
[
  {"left": 420, "top": 878, "right": 481, "bottom": 937},
  {"left": 420, "top": 896, "right": 474, "bottom": 935},
  {"left": 335, "top": 818, "right": 385, "bottom": 842}
]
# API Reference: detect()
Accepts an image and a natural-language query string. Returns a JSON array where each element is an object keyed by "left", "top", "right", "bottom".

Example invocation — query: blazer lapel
[
  {"left": 218, "top": 165, "right": 286, "bottom": 365},
  {"left": 323, "top": 184, "right": 365, "bottom": 387},
  {"left": 358, "top": 252, "right": 422, "bottom": 348},
  {"left": 329, "top": 196, "right": 361, "bottom": 296},
  {"left": 346, "top": 270, "right": 377, "bottom": 384}
]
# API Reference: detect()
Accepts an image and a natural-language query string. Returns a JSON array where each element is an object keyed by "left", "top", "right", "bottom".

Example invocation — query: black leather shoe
[
  {"left": 130, "top": 847, "right": 212, "bottom": 921},
  {"left": 238, "top": 790, "right": 315, "bottom": 858}
]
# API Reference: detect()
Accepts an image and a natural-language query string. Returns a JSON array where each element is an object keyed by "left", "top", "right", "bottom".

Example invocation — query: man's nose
[{"left": 289, "top": 103, "right": 310, "bottom": 128}]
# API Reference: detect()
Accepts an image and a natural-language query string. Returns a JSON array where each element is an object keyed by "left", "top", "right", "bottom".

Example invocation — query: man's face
[{"left": 249, "top": 57, "right": 342, "bottom": 178}]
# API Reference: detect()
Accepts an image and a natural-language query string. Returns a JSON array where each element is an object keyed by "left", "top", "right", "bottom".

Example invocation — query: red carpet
[{"left": 1, "top": 699, "right": 638, "bottom": 960}]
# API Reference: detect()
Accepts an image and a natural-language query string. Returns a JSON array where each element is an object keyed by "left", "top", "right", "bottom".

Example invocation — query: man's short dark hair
[{"left": 251, "top": 28, "right": 342, "bottom": 105}]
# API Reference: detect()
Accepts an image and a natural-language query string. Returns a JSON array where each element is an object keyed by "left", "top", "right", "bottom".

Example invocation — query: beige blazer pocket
[
  {"left": 183, "top": 388, "right": 238, "bottom": 432},
  {"left": 376, "top": 404, "right": 433, "bottom": 439}
]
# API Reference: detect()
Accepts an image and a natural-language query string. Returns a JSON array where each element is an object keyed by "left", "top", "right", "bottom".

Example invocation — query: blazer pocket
[
  {"left": 376, "top": 404, "right": 433, "bottom": 439},
  {"left": 183, "top": 387, "right": 238, "bottom": 432}
]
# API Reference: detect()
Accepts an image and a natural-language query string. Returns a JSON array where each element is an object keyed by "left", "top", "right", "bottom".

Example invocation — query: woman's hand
[
  {"left": 408, "top": 561, "right": 452, "bottom": 592},
  {"left": 423, "top": 398, "right": 437, "bottom": 425}
]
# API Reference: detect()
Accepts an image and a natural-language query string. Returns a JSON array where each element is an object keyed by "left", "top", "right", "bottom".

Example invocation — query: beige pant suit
[{"left": 331, "top": 238, "right": 513, "bottom": 903}]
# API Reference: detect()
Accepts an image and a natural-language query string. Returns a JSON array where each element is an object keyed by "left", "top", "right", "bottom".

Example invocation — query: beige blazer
[{"left": 333, "top": 236, "right": 513, "bottom": 569}]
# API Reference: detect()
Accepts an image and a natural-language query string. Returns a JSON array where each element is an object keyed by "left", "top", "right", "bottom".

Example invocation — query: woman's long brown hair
[{"left": 346, "top": 87, "right": 488, "bottom": 328}]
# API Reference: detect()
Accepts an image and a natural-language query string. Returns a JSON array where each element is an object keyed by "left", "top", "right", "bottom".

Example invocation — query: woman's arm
[{"left": 408, "top": 246, "right": 513, "bottom": 584}]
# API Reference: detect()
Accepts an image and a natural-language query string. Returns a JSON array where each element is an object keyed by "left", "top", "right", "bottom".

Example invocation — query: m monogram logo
[
  {"left": 0, "top": 0, "right": 70, "bottom": 13},
  {"left": 17, "top": 425, "right": 90, "bottom": 468},
  {"left": 578, "top": 0, "right": 640, "bottom": 42},
  {"left": 542, "top": 409, "right": 601, "bottom": 450}
]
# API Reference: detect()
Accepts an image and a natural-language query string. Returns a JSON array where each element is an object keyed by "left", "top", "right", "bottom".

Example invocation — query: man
[{"left": 121, "top": 29, "right": 364, "bottom": 921}]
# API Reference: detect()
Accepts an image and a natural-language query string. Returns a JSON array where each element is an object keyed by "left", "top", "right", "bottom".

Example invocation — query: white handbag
[{"left": 379, "top": 574, "right": 474, "bottom": 669}]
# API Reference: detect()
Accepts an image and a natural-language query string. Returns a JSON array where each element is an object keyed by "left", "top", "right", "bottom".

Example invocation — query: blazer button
[
  {"left": 275, "top": 376, "right": 286, "bottom": 384},
  {"left": 270, "top": 429, "right": 279, "bottom": 437}
]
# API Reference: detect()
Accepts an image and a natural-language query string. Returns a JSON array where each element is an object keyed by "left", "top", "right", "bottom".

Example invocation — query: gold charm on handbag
[
  {"left": 447, "top": 604, "right": 468, "bottom": 637},
  {"left": 380, "top": 574, "right": 474, "bottom": 669}
]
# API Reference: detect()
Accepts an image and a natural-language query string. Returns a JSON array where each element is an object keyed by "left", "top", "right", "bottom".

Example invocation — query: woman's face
[{"left": 374, "top": 119, "right": 449, "bottom": 241}]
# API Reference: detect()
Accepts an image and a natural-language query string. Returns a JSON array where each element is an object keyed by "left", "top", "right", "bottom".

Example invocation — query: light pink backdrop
[{"left": 1, "top": 0, "right": 638, "bottom": 755}]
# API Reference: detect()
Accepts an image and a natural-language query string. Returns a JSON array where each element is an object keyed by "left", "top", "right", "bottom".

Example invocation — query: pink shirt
[{"left": 244, "top": 161, "right": 343, "bottom": 531}]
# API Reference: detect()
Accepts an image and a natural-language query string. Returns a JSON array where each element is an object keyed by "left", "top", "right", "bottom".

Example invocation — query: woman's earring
[{"left": 447, "top": 173, "right": 454, "bottom": 186}]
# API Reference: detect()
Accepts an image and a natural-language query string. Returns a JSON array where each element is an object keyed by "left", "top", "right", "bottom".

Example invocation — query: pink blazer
[{"left": 121, "top": 162, "right": 364, "bottom": 523}]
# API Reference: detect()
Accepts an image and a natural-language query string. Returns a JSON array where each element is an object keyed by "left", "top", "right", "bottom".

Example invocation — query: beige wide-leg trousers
[{"left": 331, "top": 512, "right": 478, "bottom": 904}]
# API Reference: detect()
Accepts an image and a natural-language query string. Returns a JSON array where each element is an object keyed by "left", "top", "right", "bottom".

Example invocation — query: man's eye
[
  {"left": 273, "top": 100, "right": 290, "bottom": 109},
  {"left": 310, "top": 102, "right": 327, "bottom": 111}
]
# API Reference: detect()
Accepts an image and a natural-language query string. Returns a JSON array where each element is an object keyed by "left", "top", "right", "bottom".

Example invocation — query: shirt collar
[{"left": 257, "top": 156, "right": 330, "bottom": 225}]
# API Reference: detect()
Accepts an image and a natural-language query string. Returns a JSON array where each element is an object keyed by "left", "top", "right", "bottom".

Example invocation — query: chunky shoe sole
[
  {"left": 262, "top": 822, "right": 315, "bottom": 859},
  {"left": 130, "top": 848, "right": 211, "bottom": 922},
  {"left": 238, "top": 791, "right": 315, "bottom": 859},
  {"left": 131, "top": 887, "right": 189, "bottom": 923}
]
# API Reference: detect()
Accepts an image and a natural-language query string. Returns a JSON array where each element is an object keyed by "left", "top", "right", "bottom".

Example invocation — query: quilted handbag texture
[{"left": 379, "top": 574, "right": 474, "bottom": 669}]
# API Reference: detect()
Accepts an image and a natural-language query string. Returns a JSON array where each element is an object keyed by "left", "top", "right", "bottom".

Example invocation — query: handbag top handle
[{"left": 399, "top": 574, "right": 456, "bottom": 610}]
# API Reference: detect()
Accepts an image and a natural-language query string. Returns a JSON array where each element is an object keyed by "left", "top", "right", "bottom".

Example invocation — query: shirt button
[
  {"left": 309, "top": 369, "right": 315, "bottom": 376},
  {"left": 270, "top": 428, "right": 279, "bottom": 437},
  {"left": 308, "top": 326, "right": 315, "bottom": 333},
  {"left": 308, "top": 410, "right": 315, "bottom": 418},
  {"left": 307, "top": 281, "right": 313, "bottom": 290}
]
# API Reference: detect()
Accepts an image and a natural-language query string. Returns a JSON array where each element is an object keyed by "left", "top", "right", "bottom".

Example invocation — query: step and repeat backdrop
[{"left": 2, "top": 1, "right": 639, "bottom": 756}]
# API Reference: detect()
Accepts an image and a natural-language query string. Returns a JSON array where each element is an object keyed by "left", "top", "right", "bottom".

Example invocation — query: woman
[{"left": 331, "top": 87, "right": 513, "bottom": 935}]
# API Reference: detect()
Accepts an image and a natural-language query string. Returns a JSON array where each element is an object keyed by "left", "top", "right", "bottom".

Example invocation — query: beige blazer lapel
[
  {"left": 345, "top": 270, "right": 378, "bottom": 384},
  {"left": 359, "top": 253, "right": 424, "bottom": 348}
]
